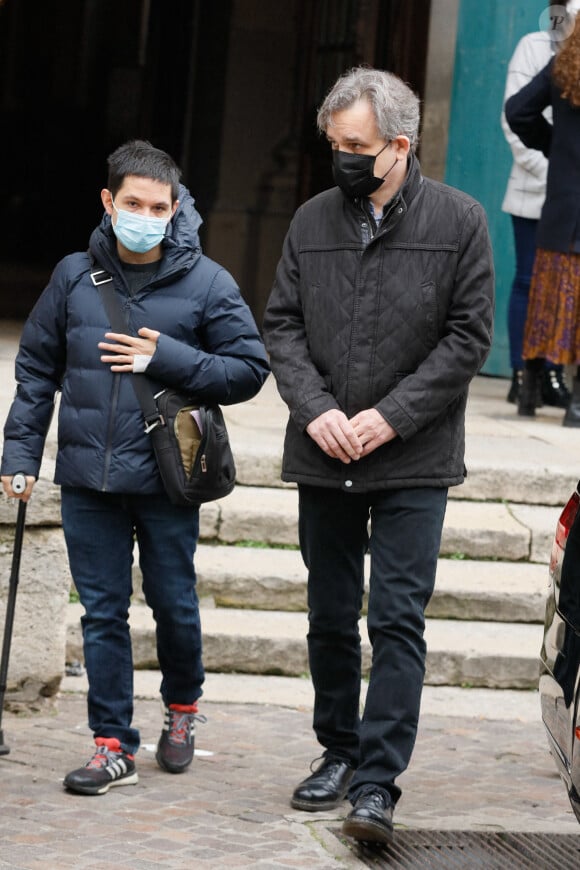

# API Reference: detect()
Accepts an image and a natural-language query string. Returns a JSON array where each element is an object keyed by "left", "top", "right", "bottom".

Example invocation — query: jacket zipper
[
  {"left": 100, "top": 286, "right": 132, "bottom": 491},
  {"left": 102, "top": 373, "right": 122, "bottom": 490},
  {"left": 344, "top": 208, "right": 373, "bottom": 422},
  {"left": 359, "top": 210, "right": 373, "bottom": 246},
  {"left": 344, "top": 201, "right": 403, "bottom": 420}
]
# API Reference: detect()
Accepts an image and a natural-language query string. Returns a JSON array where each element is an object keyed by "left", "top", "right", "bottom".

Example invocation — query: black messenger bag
[{"left": 92, "top": 264, "right": 236, "bottom": 506}]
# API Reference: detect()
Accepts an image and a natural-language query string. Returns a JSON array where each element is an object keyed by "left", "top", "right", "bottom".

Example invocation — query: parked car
[{"left": 540, "top": 480, "right": 580, "bottom": 822}]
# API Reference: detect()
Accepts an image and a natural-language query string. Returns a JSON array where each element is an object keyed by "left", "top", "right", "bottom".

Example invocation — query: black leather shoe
[
  {"left": 290, "top": 758, "right": 354, "bottom": 811},
  {"left": 342, "top": 791, "right": 394, "bottom": 843}
]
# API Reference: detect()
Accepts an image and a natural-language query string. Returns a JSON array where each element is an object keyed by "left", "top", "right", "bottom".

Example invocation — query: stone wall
[{"left": 0, "top": 431, "right": 70, "bottom": 710}]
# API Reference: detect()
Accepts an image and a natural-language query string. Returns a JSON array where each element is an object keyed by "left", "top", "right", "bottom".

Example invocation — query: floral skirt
[{"left": 523, "top": 248, "right": 580, "bottom": 364}]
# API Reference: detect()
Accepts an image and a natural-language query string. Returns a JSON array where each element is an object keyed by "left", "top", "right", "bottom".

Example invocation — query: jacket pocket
[{"left": 420, "top": 281, "right": 438, "bottom": 350}]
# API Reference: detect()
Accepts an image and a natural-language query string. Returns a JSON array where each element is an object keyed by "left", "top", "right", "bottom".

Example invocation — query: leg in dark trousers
[
  {"left": 298, "top": 485, "right": 370, "bottom": 768},
  {"left": 298, "top": 483, "right": 448, "bottom": 805},
  {"left": 348, "top": 487, "right": 448, "bottom": 806}
]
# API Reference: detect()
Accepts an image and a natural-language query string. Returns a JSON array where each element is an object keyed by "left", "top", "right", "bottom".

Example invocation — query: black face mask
[{"left": 332, "top": 141, "right": 397, "bottom": 199}]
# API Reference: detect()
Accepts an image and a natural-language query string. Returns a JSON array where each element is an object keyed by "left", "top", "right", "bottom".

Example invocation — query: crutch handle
[{"left": 11, "top": 474, "right": 26, "bottom": 494}]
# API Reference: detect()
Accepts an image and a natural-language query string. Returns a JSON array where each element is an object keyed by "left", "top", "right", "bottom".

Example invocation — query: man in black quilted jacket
[
  {"left": 1, "top": 140, "right": 269, "bottom": 795},
  {"left": 263, "top": 67, "right": 494, "bottom": 843}
]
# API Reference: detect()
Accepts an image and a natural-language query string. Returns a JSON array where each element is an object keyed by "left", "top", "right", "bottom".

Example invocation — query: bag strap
[{"left": 89, "top": 255, "right": 165, "bottom": 434}]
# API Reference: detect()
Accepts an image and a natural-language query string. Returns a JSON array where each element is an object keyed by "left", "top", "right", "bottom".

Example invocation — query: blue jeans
[
  {"left": 61, "top": 487, "right": 204, "bottom": 754},
  {"left": 508, "top": 216, "right": 538, "bottom": 370},
  {"left": 298, "top": 484, "right": 448, "bottom": 805}
]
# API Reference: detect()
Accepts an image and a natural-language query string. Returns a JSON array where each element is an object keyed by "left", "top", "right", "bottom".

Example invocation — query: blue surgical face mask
[{"left": 110, "top": 198, "right": 170, "bottom": 253}]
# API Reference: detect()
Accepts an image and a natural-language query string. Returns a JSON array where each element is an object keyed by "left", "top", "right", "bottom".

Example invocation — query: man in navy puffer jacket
[{"left": 1, "top": 140, "right": 269, "bottom": 795}]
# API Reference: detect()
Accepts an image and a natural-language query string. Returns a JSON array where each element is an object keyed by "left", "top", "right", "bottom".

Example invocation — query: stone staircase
[
  {"left": 3, "top": 324, "right": 575, "bottom": 704},
  {"left": 64, "top": 455, "right": 559, "bottom": 692}
]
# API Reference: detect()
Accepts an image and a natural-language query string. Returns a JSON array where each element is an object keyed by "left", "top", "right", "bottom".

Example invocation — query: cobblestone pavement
[{"left": 0, "top": 694, "right": 579, "bottom": 869}]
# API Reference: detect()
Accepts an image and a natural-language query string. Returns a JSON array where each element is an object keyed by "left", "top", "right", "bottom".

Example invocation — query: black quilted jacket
[{"left": 263, "top": 155, "right": 495, "bottom": 492}]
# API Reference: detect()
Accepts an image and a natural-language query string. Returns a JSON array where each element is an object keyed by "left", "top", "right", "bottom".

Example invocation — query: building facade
[{"left": 0, "top": 0, "right": 550, "bottom": 375}]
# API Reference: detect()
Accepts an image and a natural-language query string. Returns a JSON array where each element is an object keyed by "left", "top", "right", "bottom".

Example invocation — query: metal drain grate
[{"left": 330, "top": 829, "right": 580, "bottom": 869}]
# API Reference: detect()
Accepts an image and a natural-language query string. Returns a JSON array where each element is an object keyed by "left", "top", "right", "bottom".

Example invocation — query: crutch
[{"left": 0, "top": 473, "right": 27, "bottom": 756}]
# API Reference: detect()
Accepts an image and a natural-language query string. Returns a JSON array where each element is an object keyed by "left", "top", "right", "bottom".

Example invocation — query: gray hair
[{"left": 317, "top": 67, "right": 421, "bottom": 148}]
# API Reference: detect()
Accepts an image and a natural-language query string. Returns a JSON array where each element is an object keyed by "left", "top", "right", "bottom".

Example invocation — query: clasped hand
[
  {"left": 98, "top": 327, "right": 160, "bottom": 372},
  {"left": 306, "top": 408, "right": 396, "bottom": 464}
]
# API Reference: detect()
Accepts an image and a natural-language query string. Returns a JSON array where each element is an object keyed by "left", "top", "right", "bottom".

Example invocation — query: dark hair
[{"left": 106, "top": 139, "right": 181, "bottom": 200}]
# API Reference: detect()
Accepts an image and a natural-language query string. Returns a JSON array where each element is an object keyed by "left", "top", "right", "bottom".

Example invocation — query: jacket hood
[
  {"left": 88, "top": 183, "right": 203, "bottom": 277},
  {"left": 167, "top": 183, "right": 203, "bottom": 251}
]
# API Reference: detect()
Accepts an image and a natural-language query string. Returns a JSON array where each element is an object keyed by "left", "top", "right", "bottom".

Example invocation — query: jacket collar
[
  {"left": 376, "top": 151, "right": 423, "bottom": 213},
  {"left": 354, "top": 152, "right": 423, "bottom": 237},
  {"left": 400, "top": 151, "right": 423, "bottom": 206},
  {"left": 351, "top": 151, "right": 422, "bottom": 222}
]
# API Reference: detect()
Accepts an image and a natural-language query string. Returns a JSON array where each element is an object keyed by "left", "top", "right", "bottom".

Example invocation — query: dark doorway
[
  {"left": 232, "top": 0, "right": 432, "bottom": 322},
  {"left": 0, "top": 0, "right": 431, "bottom": 321},
  {"left": 296, "top": 0, "right": 432, "bottom": 205},
  {"left": 0, "top": 0, "right": 231, "bottom": 318}
]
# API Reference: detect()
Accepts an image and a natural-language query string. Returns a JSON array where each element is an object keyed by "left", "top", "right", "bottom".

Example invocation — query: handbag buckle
[{"left": 144, "top": 413, "right": 164, "bottom": 433}]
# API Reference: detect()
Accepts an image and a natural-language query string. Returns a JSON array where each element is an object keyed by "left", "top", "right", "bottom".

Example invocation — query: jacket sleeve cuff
[
  {"left": 376, "top": 396, "right": 415, "bottom": 441},
  {"left": 291, "top": 394, "right": 340, "bottom": 431}
]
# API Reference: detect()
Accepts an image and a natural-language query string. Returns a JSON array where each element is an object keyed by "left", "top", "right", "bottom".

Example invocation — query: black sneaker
[
  {"left": 156, "top": 702, "right": 203, "bottom": 773},
  {"left": 63, "top": 737, "right": 138, "bottom": 795}
]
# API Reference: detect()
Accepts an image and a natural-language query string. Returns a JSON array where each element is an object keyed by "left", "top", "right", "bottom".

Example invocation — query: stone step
[
  {"left": 66, "top": 602, "right": 544, "bottom": 690},
  {"left": 0, "top": 479, "right": 561, "bottom": 573},
  {"left": 2, "top": 476, "right": 561, "bottom": 568},
  {"left": 228, "top": 434, "right": 577, "bottom": 508},
  {"left": 198, "top": 486, "right": 560, "bottom": 564},
  {"left": 2, "top": 483, "right": 559, "bottom": 567},
  {"left": 60, "top": 670, "right": 543, "bottom": 723},
  {"left": 224, "top": 374, "right": 580, "bottom": 505},
  {"left": 2, "top": 347, "right": 578, "bottom": 509},
  {"left": 189, "top": 544, "right": 549, "bottom": 624}
]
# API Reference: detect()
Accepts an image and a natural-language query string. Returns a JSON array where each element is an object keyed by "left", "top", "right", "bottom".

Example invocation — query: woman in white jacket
[{"left": 500, "top": 5, "right": 578, "bottom": 407}]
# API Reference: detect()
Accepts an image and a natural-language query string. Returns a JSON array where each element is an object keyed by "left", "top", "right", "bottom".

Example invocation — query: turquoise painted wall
[{"left": 445, "top": 0, "right": 547, "bottom": 376}]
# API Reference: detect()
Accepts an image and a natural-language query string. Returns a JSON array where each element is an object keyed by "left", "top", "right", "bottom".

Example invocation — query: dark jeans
[
  {"left": 61, "top": 487, "right": 204, "bottom": 754},
  {"left": 508, "top": 215, "right": 560, "bottom": 371},
  {"left": 298, "top": 484, "right": 448, "bottom": 805}
]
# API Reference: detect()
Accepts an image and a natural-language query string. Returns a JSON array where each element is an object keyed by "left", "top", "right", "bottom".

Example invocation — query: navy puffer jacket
[{"left": 1, "top": 187, "right": 270, "bottom": 494}]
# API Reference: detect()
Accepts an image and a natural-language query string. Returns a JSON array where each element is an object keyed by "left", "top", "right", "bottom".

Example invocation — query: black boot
[
  {"left": 563, "top": 377, "right": 580, "bottom": 427},
  {"left": 542, "top": 369, "right": 571, "bottom": 408},
  {"left": 507, "top": 369, "right": 522, "bottom": 404},
  {"left": 518, "top": 367, "right": 542, "bottom": 417}
]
